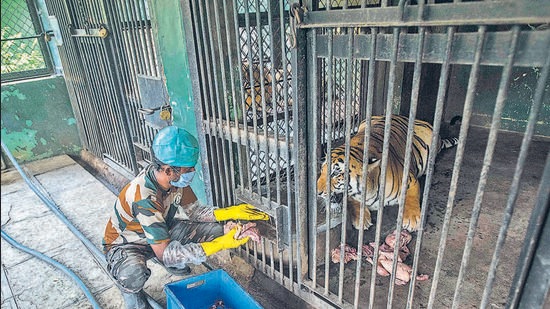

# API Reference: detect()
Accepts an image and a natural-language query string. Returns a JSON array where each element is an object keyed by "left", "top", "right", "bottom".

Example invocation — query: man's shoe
[
  {"left": 121, "top": 290, "right": 152, "bottom": 309},
  {"left": 150, "top": 257, "right": 191, "bottom": 276},
  {"left": 165, "top": 265, "right": 191, "bottom": 276}
]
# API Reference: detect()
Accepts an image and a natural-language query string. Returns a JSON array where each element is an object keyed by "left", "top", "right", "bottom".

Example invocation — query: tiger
[{"left": 317, "top": 114, "right": 460, "bottom": 231}]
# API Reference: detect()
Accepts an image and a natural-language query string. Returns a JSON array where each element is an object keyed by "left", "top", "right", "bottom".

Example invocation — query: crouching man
[{"left": 102, "top": 126, "right": 269, "bottom": 308}]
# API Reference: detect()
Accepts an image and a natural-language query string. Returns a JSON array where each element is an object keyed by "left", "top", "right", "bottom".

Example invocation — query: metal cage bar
[{"left": 451, "top": 25, "right": 520, "bottom": 309}]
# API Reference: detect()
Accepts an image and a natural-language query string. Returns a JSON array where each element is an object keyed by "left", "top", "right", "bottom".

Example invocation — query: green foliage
[{"left": 1, "top": 27, "right": 46, "bottom": 74}]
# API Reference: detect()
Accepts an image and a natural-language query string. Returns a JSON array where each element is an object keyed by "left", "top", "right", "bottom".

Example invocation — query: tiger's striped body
[{"left": 317, "top": 115, "right": 459, "bottom": 231}]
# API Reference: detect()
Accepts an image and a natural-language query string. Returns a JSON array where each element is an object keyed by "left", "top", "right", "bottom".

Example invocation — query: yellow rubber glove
[
  {"left": 200, "top": 228, "right": 250, "bottom": 256},
  {"left": 213, "top": 203, "right": 269, "bottom": 221}
]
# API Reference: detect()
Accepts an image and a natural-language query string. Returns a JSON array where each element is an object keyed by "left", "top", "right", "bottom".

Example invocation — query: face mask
[{"left": 171, "top": 171, "right": 195, "bottom": 188}]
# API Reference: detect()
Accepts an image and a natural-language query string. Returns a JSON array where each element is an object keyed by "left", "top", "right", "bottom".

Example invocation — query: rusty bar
[
  {"left": 479, "top": 28, "right": 550, "bottom": 309},
  {"left": 368, "top": 26, "right": 400, "bottom": 309},
  {"left": 232, "top": 0, "right": 255, "bottom": 193},
  {"left": 323, "top": 28, "right": 334, "bottom": 296},
  {"left": 213, "top": 0, "right": 237, "bottom": 204},
  {"left": 451, "top": 26, "right": 520, "bottom": 309},
  {"left": 352, "top": 26, "right": 377, "bottom": 309},
  {"left": 337, "top": 30, "right": 355, "bottom": 304}
]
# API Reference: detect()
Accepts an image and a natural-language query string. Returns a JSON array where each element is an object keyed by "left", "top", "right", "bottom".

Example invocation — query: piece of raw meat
[
  {"left": 224, "top": 221, "right": 262, "bottom": 243},
  {"left": 331, "top": 244, "right": 358, "bottom": 264},
  {"left": 332, "top": 229, "right": 429, "bottom": 285}
]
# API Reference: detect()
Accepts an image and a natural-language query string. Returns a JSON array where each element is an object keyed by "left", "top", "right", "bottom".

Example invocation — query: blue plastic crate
[{"left": 165, "top": 269, "right": 263, "bottom": 309}]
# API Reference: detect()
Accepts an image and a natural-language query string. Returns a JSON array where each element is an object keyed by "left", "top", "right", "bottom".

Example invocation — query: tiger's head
[{"left": 317, "top": 148, "right": 382, "bottom": 212}]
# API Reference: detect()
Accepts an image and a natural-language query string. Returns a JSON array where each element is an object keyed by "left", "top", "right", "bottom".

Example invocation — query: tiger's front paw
[
  {"left": 352, "top": 215, "right": 373, "bottom": 230},
  {"left": 402, "top": 207, "right": 421, "bottom": 231},
  {"left": 350, "top": 205, "right": 373, "bottom": 230}
]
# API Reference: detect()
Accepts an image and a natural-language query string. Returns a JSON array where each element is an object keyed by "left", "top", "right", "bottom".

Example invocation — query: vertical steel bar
[
  {"left": 79, "top": 38, "right": 115, "bottom": 155},
  {"left": 427, "top": 25, "right": 487, "bottom": 309},
  {"left": 337, "top": 30, "right": 354, "bottom": 304},
  {"left": 187, "top": 0, "right": 212, "bottom": 173},
  {"left": 208, "top": 0, "right": 232, "bottom": 206},
  {"left": 323, "top": 28, "right": 334, "bottom": 296},
  {"left": 353, "top": 26, "right": 377, "bottom": 309},
  {"left": 479, "top": 35, "right": 550, "bottom": 309},
  {"left": 128, "top": 0, "right": 150, "bottom": 76},
  {"left": 507, "top": 151, "right": 550, "bottom": 309},
  {"left": 180, "top": 0, "right": 214, "bottom": 204},
  {"left": 122, "top": 0, "right": 143, "bottom": 75},
  {"left": 368, "top": 26, "right": 401, "bottom": 309},
  {"left": 118, "top": 1, "right": 142, "bottom": 89},
  {"left": 307, "top": 27, "right": 319, "bottom": 288},
  {"left": 269, "top": 240, "right": 275, "bottom": 279},
  {"left": 261, "top": 236, "right": 267, "bottom": 273},
  {"left": 222, "top": 0, "right": 246, "bottom": 201},
  {"left": 451, "top": 26, "right": 520, "bottom": 309},
  {"left": 407, "top": 25, "right": 455, "bottom": 309},
  {"left": 104, "top": 0, "right": 139, "bottom": 146},
  {"left": 506, "top": 48, "right": 550, "bottom": 309},
  {"left": 254, "top": 0, "right": 272, "bottom": 206},
  {"left": 138, "top": 0, "right": 157, "bottom": 76},
  {"left": 97, "top": 35, "right": 136, "bottom": 169},
  {"left": 386, "top": 25, "right": 426, "bottom": 309},
  {"left": 282, "top": 0, "right": 295, "bottom": 290},
  {"left": 244, "top": 0, "right": 263, "bottom": 196},
  {"left": 196, "top": 0, "right": 224, "bottom": 205},
  {"left": 232, "top": 0, "right": 254, "bottom": 193},
  {"left": 98, "top": 0, "right": 140, "bottom": 172},
  {"left": 223, "top": 0, "right": 245, "bottom": 192},
  {"left": 291, "top": 0, "right": 308, "bottom": 287},
  {"left": 267, "top": 0, "right": 282, "bottom": 210},
  {"left": 213, "top": 0, "right": 237, "bottom": 204}
]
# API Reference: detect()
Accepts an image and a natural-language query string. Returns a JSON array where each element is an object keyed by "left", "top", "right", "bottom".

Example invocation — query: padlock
[
  {"left": 160, "top": 105, "right": 171, "bottom": 120},
  {"left": 98, "top": 26, "right": 109, "bottom": 39}
]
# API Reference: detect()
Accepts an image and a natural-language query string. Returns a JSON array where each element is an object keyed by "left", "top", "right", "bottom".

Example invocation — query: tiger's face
[{"left": 317, "top": 151, "right": 382, "bottom": 212}]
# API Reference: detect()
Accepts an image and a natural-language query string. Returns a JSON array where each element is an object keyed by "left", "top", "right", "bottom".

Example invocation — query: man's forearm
[{"left": 162, "top": 240, "right": 207, "bottom": 268}]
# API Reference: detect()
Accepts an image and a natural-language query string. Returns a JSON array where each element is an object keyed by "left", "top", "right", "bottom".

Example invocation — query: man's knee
[
  {"left": 106, "top": 247, "right": 151, "bottom": 293},
  {"left": 114, "top": 261, "right": 151, "bottom": 293}
]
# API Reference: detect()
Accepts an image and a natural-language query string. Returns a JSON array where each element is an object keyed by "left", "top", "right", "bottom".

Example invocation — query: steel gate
[
  {"left": 44, "top": 0, "right": 167, "bottom": 177},
  {"left": 182, "top": 0, "right": 550, "bottom": 308}
]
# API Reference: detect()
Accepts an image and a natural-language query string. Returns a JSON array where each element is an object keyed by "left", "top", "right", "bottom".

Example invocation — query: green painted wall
[
  {"left": 1, "top": 76, "right": 81, "bottom": 164},
  {"left": 447, "top": 65, "right": 550, "bottom": 137},
  {"left": 149, "top": 0, "right": 208, "bottom": 204}
]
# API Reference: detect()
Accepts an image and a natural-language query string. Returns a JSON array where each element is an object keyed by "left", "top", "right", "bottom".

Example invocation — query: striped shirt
[{"left": 102, "top": 165, "right": 216, "bottom": 253}]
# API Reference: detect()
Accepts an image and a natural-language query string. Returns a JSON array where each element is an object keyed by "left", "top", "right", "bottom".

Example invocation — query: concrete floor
[{"left": 0, "top": 155, "right": 310, "bottom": 309}]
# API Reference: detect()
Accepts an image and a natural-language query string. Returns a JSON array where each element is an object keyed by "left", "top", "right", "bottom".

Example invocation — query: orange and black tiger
[{"left": 317, "top": 115, "right": 460, "bottom": 231}]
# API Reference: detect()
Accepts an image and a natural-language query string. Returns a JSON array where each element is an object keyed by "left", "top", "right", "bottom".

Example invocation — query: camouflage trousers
[{"left": 105, "top": 220, "right": 223, "bottom": 293}]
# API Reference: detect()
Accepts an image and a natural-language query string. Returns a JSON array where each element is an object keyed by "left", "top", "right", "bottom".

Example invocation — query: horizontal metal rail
[
  {"left": 205, "top": 120, "right": 293, "bottom": 153},
  {"left": 300, "top": 2, "right": 550, "bottom": 28},
  {"left": 314, "top": 31, "right": 550, "bottom": 67}
]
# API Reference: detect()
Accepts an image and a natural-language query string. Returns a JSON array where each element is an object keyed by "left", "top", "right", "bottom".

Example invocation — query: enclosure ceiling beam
[
  {"left": 300, "top": 2, "right": 550, "bottom": 28},
  {"left": 315, "top": 31, "right": 550, "bottom": 67}
]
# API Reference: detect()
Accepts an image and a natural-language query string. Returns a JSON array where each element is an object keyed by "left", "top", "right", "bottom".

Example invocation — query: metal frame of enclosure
[
  {"left": 187, "top": 0, "right": 550, "bottom": 308},
  {"left": 44, "top": 0, "right": 169, "bottom": 178}
]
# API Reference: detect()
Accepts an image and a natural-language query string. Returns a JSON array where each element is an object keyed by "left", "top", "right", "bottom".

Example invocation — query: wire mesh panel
[
  {"left": 183, "top": 0, "right": 550, "bottom": 308},
  {"left": 1, "top": 0, "right": 53, "bottom": 81}
]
